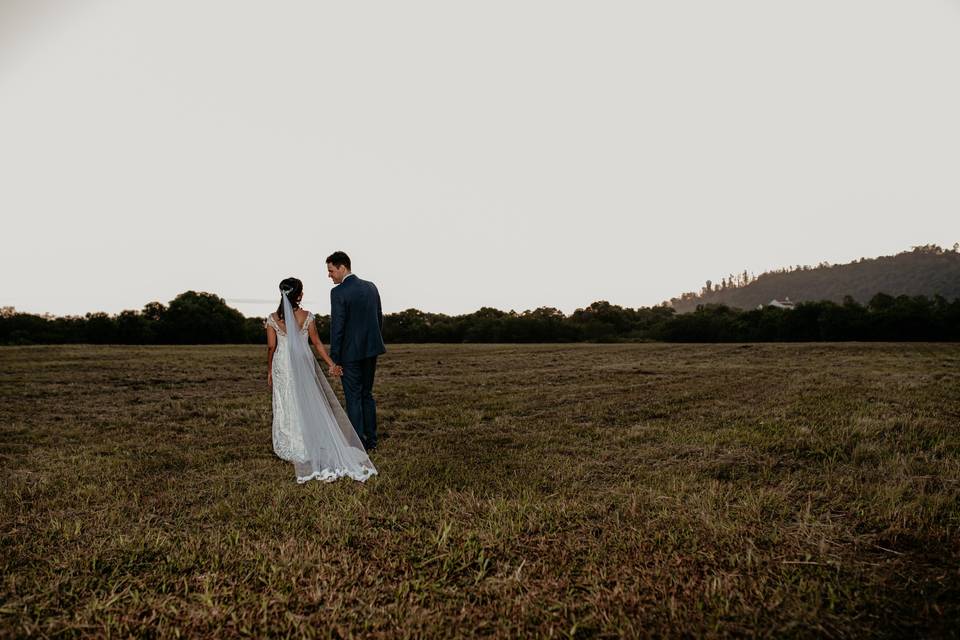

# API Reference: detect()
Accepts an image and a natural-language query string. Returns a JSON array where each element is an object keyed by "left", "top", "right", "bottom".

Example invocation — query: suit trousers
[{"left": 341, "top": 356, "right": 378, "bottom": 448}]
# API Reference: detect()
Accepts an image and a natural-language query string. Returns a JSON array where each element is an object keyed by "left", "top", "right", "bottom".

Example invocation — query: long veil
[{"left": 281, "top": 292, "right": 377, "bottom": 483}]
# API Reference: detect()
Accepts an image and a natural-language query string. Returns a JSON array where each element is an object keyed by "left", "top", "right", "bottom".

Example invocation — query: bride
[{"left": 265, "top": 277, "right": 377, "bottom": 484}]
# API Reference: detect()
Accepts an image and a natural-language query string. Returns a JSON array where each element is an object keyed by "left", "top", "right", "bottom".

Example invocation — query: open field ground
[{"left": 1, "top": 343, "right": 959, "bottom": 638}]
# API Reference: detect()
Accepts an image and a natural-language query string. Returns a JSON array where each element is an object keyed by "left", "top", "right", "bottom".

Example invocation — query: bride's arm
[
  {"left": 307, "top": 319, "right": 339, "bottom": 373},
  {"left": 265, "top": 321, "right": 277, "bottom": 387}
]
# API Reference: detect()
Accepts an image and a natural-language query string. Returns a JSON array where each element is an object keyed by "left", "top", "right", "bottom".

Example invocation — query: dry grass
[{"left": 1, "top": 343, "right": 959, "bottom": 638}]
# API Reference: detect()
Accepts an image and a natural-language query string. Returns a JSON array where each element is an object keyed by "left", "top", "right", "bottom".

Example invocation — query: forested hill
[{"left": 668, "top": 244, "right": 960, "bottom": 313}]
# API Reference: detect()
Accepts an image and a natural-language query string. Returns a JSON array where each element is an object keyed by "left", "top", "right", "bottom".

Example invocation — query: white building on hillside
[{"left": 759, "top": 297, "right": 796, "bottom": 310}]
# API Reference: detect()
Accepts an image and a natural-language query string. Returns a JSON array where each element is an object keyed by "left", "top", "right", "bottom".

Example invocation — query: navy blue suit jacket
[{"left": 329, "top": 274, "right": 386, "bottom": 365}]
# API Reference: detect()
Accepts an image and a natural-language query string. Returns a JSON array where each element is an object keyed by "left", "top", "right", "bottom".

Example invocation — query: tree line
[{"left": 2, "top": 290, "right": 959, "bottom": 345}]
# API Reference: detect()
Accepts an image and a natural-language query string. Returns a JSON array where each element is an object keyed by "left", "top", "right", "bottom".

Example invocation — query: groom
[{"left": 327, "top": 251, "right": 387, "bottom": 451}]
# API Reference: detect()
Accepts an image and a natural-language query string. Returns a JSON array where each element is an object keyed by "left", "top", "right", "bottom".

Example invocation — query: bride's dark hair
[{"left": 277, "top": 277, "right": 303, "bottom": 321}]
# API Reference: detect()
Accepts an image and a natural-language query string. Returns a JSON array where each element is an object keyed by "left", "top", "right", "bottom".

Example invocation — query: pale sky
[{"left": 2, "top": 0, "right": 958, "bottom": 318}]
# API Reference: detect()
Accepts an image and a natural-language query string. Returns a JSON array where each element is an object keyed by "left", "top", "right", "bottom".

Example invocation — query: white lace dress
[{"left": 266, "top": 312, "right": 377, "bottom": 483}]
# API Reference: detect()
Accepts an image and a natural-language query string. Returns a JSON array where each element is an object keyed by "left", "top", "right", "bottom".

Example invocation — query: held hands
[{"left": 329, "top": 364, "right": 343, "bottom": 378}]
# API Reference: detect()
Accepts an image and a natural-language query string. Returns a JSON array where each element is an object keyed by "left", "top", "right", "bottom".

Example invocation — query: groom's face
[{"left": 327, "top": 262, "right": 346, "bottom": 284}]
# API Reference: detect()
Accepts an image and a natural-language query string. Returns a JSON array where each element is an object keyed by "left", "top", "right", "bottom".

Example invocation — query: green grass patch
[{"left": 1, "top": 343, "right": 958, "bottom": 637}]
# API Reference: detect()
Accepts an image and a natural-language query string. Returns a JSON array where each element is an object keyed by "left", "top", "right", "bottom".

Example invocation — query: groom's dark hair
[{"left": 326, "top": 251, "right": 351, "bottom": 270}]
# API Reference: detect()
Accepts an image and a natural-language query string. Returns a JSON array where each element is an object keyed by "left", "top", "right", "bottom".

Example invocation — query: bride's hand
[{"left": 267, "top": 372, "right": 273, "bottom": 387}]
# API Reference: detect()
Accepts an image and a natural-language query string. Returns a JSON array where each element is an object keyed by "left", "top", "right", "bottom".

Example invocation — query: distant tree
[
  {"left": 157, "top": 291, "right": 246, "bottom": 344},
  {"left": 142, "top": 302, "right": 166, "bottom": 322},
  {"left": 116, "top": 310, "right": 152, "bottom": 343},
  {"left": 383, "top": 308, "right": 437, "bottom": 342},
  {"left": 244, "top": 317, "right": 267, "bottom": 344},
  {"left": 313, "top": 314, "right": 332, "bottom": 342},
  {"left": 83, "top": 313, "right": 117, "bottom": 344},
  {"left": 868, "top": 293, "right": 895, "bottom": 312}
]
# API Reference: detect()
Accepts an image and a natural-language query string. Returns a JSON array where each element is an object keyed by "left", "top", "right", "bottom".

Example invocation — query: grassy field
[{"left": 1, "top": 343, "right": 959, "bottom": 638}]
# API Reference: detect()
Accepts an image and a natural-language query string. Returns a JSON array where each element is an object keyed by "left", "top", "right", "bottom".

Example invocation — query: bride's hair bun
[
  {"left": 279, "top": 277, "right": 302, "bottom": 296},
  {"left": 277, "top": 277, "right": 304, "bottom": 318}
]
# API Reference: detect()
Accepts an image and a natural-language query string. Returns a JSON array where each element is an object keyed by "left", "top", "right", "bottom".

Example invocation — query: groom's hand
[{"left": 329, "top": 364, "right": 343, "bottom": 377}]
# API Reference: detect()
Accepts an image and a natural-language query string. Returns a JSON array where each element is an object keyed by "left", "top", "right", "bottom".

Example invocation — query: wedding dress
[{"left": 266, "top": 294, "right": 377, "bottom": 483}]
